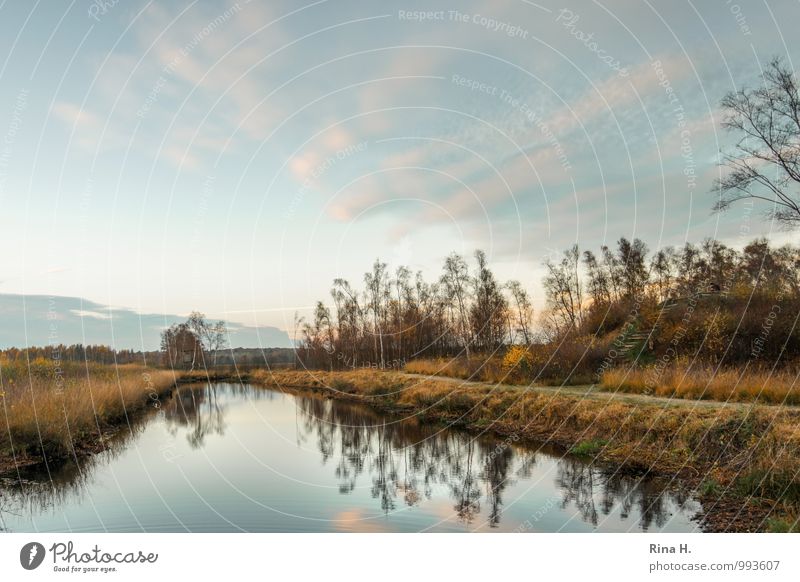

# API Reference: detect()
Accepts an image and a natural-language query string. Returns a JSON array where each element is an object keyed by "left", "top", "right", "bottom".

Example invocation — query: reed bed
[{"left": 0, "top": 357, "right": 175, "bottom": 462}]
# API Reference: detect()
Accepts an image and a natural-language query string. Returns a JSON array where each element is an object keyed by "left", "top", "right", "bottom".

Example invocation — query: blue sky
[{"left": 0, "top": 0, "right": 798, "bottom": 346}]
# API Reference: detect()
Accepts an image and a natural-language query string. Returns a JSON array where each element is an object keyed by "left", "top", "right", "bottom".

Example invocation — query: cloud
[
  {"left": 51, "top": 102, "right": 100, "bottom": 127},
  {"left": 0, "top": 294, "right": 292, "bottom": 350},
  {"left": 70, "top": 309, "right": 112, "bottom": 320}
]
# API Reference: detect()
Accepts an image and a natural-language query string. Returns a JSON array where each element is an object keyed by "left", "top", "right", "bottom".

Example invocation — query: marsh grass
[
  {"left": 601, "top": 363, "right": 800, "bottom": 405},
  {"left": 699, "top": 478, "right": 721, "bottom": 497},
  {"left": 570, "top": 439, "right": 608, "bottom": 457},
  {"left": 0, "top": 357, "right": 175, "bottom": 462},
  {"left": 766, "top": 517, "right": 799, "bottom": 533}
]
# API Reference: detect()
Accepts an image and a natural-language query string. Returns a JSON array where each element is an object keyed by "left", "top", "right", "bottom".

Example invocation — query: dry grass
[
  {"left": 404, "top": 357, "right": 508, "bottom": 383},
  {"left": 404, "top": 349, "right": 602, "bottom": 386},
  {"left": 253, "top": 367, "right": 800, "bottom": 527},
  {"left": 601, "top": 363, "right": 800, "bottom": 405},
  {"left": 408, "top": 355, "right": 800, "bottom": 406},
  {"left": 0, "top": 357, "right": 176, "bottom": 462},
  {"left": 250, "top": 368, "right": 409, "bottom": 397}
]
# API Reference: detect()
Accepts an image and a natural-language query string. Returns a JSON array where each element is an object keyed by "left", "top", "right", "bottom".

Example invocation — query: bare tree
[
  {"left": 441, "top": 252, "right": 473, "bottom": 359},
  {"left": 470, "top": 250, "right": 508, "bottom": 352},
  {"left": 617, "top": 237, "right": 649, "bottom": 300},
  {"left": 650, "top": 247, "right": 676, "bottom": 302},
  {"left": 542, "top": 244, "right": 583, "bottom": 335},
  {"left": 161, "top": 323, "right": 202, "bottom": 370},
  {"left": 583, "top": 250, "right": 611, "bottom": 306},
  {"left": 506, "top": 280, "right": 533, "bottom": 345},
  {"left": 187, "top": 311, "right": 228, "bottom": 365},
  {"left": 364, "top": 259, "right": 389, "bottom": 367},
  {"left": 715, "top": 57, "right": 800, "bottom": 227}
]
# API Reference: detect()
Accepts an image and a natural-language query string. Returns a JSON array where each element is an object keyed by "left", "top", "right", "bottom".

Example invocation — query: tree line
[
  {"left": 0, "top": 344, "right": 149, "bottom": 365},
  {"left": 297, "top": 236, "right": 800, "bottom": 372},
  {"left": 296, "top": 250, "right": 533, "bottom": 370}
]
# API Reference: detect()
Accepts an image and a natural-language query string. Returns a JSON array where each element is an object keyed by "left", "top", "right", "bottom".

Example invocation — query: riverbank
[
  {"left": 2, "top": 362, "right": 798, "bottom": 532},
  {"left": 405, "top": 357, "right": 800, "bottom": 405},
  {"left": 250, "top": 368, "right": 800, "bottom": 532},
  {"left": 0, "top": 360, "right": 176, "bottom": 474}
]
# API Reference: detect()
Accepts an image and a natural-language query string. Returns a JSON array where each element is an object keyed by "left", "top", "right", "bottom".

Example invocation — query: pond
[{"left": 0, "top": 382, "right": 702, "bottom": 532}]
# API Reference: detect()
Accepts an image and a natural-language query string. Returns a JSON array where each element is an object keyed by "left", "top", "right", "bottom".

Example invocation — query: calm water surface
[{"left": 0, "top": 383, "right": 702, "bottom": 532}]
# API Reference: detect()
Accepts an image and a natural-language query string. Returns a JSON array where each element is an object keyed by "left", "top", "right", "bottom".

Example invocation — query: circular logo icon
[{"left": 20, "top": 542, "right": 46, "bottom": 570}]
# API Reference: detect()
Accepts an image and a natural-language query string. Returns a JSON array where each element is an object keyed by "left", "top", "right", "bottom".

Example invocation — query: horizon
[{"left": 0, "top": 227, "right": 795, "bottom": 350}]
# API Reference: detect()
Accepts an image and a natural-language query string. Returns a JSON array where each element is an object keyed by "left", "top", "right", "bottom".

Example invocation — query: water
[{"left": 0, "top": 383, "right": 702, "bottom": 532}]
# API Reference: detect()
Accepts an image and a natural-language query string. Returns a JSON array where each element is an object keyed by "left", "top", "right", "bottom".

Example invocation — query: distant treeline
[
  {"left": 298, "top": 237, "right": 800, "bottom": 374},
  {"left": 158, "top": 311, "right": 297, "bottom": 370},
  {"left": 0, "top": 344, "right": 296, "bottom": 369},
  {"left": 0, "top": 344, "right": 151, "bottom": 365}
]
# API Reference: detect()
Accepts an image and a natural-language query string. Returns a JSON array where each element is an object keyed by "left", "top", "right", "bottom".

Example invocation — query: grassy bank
[
  {"left": 252, "top": 367, "right": 800, "bottom": 532},
  {"left": 0, "top": 358, "right": 176, "bottom": 470},
  {"left": 406, "top": 356, "right": 800, "bottom": 405},
  {"left": 601, "top": 364, "right": 800, "bottom": 405},
  {"left": 404, "top": 357, "right": 505, "bottom": 383},
  {"left": 3, "top": 359, "right": 798, "bottom": 531}
]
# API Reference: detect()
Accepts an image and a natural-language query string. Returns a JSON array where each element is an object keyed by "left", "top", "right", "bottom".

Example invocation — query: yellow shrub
[{"left": 502, "top": 345, "right": 530, "bottom": 372}]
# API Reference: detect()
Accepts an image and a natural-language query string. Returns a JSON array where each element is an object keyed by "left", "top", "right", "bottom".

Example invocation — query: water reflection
[
  {"left": 0, "top": 383, "right": 700, "bottom": 532},
  {"left": 292, "top": 393, "right": 696, "bottom": 530}
]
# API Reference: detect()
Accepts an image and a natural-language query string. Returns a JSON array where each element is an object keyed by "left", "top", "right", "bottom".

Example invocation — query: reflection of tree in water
[
  {"left": 556, "top": 459, "right": 688, "bottom": 531},
  {"left": 163, "top": 383, "right": 272, "bottom": 449},
  {"left": 295, "top": 396, "right": 517, "bottom": 525},
  {"left": 449, "top": 441, "right": 481, "bottom": 523},
  {"left": 0, "top": 385, "right": 693, "bottom": 532},
  {"left": 0, "top": 382, "right": 279, "bottom": 530},
  {"left": 481, "top": 444, "right": 514, "bottom": 527},
  {"left": 296, "top": 394, "right": 689, "bottom": 530},
  {"left": 0, "top": 422, "right": 145, "bottom": 531}
]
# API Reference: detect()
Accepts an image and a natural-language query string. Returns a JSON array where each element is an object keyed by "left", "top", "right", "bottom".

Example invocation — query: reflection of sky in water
[{"left": 0, "top": 383, "right": 702, "bottom": 533}]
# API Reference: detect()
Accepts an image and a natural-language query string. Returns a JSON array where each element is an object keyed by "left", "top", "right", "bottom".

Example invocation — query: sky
[{"left": 0, "top": 0, "right": 798, "bottom": 348}]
